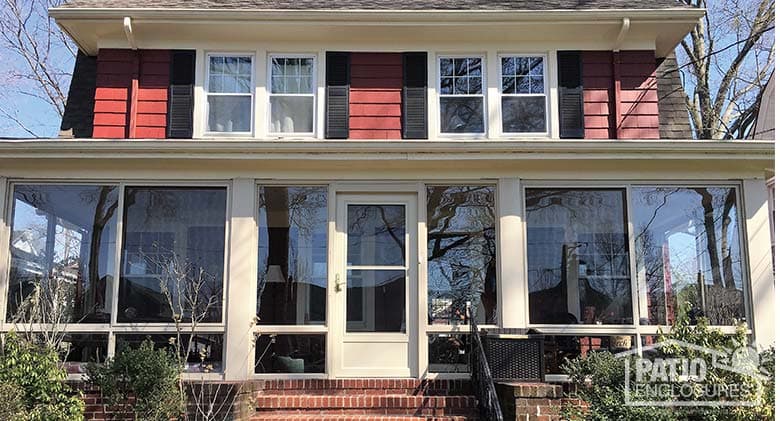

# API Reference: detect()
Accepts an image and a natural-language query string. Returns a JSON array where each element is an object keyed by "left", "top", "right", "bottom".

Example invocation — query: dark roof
[
  {"left": 656, "top": 52, "right": 693, "bottom": 139},
  {"left": 58, "top": 0, "right": 689, "bottom": 10}
]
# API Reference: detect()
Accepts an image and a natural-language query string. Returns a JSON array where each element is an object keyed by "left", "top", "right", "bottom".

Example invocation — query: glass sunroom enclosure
[{"left": 0, "top": 179, "right": 764, "bottom": 380}]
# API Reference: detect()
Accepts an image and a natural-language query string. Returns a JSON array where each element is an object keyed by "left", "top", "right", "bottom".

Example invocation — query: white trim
[
  {"left": 204, "top": 52, "right": 256, "bottom": 137},
  {"left": 266, "top": 53, "right": 318, "bottom": 137},
  {"left": 436, "top": 54, "right": 488, "bottom": 138},
  {"left": 497, "top": 53, "right": 550, "bottom": 137},
  {"left": 0, "top": 177, "right": 8, "bottom": 332}
]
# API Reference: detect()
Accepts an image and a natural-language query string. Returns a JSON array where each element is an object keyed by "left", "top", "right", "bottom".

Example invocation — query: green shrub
[
  {"left": 0, "top": 331, "right": 84, "bottom": 421},
  {"left": 0, "top": 382, "right": 25, "bottom": 420},
  {"left": 562, "top": 313, "right": 775, "bottom": 421},
  {"left": 86, "top": 339, "right": 182, "bottom": 421}
]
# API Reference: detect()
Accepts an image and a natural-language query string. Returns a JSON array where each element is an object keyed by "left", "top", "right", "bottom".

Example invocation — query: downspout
[
  {"left": 124, "top": 16, "right": 140, "bottom": 138},
  {"left": 612, "top": 17, "right": 630, "bottom": 139}
]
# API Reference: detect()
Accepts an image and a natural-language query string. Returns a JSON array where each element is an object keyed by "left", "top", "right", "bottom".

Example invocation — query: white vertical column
[
  {"left": 254, "top": 49, "right": 268, "bottom": 139},
  {"left": 427, "top": 51, "right": 438, "bottom": 140},
  {"left": 547, "top": 50, "right": 559, "bottom": 139},
  {"left": 486, "top": 50, "right": 500, "bottom": 139},
  {"left": 192, "top": 49, "right": 206, "bottom": 138},
  {"left": 742, "top": 178, "right": 775, "bottom": 350},
  {"left": 224, "top": 178, "right": 258, "bottom": 380},
  {"left": 0, "top": 177, "right": 9, "bottom": 328},
  {"left": 497, "top": 178, "right": 526, "bottom": 328}
]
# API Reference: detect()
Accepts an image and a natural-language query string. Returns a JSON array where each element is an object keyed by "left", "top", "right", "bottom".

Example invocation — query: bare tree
[
  {"left": 0, "top": 0, "right": 75, "bottom": 137},
  {"left": 677, "top": 0, "right": 774, "bottom": 139}
]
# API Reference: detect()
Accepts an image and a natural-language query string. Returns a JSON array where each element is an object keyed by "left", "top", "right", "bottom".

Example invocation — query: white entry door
[{"left": 331, "top": 193, "right": 418, "bottom": 378}]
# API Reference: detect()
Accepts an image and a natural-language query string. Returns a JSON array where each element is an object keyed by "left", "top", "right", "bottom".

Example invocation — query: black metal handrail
[{"left": 467, "top": 306, "right": 504, "bottom": 421}]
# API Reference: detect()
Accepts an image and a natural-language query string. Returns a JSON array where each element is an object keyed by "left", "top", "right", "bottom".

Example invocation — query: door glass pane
[
  {"left": 347, "top": 205, "right": 405, "bottom": 267},
  {"left": 346, "top": 270, "right": 405, "bottom": 333}
]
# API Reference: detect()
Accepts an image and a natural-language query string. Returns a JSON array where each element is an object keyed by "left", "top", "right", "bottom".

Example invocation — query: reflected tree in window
[
  {"left": 427, "top": 186, "right": 496, "bottom": 325},
  {"left": 632, "top": 187, "right": 745, "bottom": 326}
]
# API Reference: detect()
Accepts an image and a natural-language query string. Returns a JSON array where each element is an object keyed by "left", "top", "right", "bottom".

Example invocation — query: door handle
[{"left": 335, "top": 273, "right": 345, "bottom": 292}]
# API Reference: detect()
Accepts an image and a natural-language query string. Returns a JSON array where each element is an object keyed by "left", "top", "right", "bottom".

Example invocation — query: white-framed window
[
  {"left": 499, "top": 54, "right": 548, "bottom": 135},
  {"left": 205, "top": 53, "right": 254, "bottom": 135},
  {"left": 437, "top": 55, "right": 486, "bottom": 135},
  {"left": 268, "top": 54, "right": 316, "bottom": 136}
]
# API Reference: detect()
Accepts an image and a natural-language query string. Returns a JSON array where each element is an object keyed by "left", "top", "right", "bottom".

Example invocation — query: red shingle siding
[
  {"left": 582, "top": 50, "right": 659, "bottom": 139},
  {"left": 349, "top": 53, "right": 403, "bottom": 139},
  {"left": 92, "top": 49, "right": 169, "bottom": 139}
]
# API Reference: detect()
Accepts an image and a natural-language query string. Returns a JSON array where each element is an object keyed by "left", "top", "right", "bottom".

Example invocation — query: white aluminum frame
[
  {"left": 266, "top": 53, "right": 318, "bottom": 138},
  {"left": 204, "top": 52, "right": 256, "bottom": 137},
  {"left": 497, "top": 53, "right": 550, "bottom": 137},
  {"left": 436, "top": 54, "right": 488, "bottom": 138}
]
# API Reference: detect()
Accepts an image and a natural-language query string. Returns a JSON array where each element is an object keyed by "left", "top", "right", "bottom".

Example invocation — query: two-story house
[{"left": 0, "top": 0, "right": 774, "bottom": 418}]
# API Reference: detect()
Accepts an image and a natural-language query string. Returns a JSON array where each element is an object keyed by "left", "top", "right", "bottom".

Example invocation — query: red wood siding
[
  {"left": 349, "top": 53, "right": 403, "bottom": 139},
  {"left": 582, "top": 50, "right": 659, "bottom": 139},
  {"left": 92, "top": 49, "right": 169, "bottom": 139}
]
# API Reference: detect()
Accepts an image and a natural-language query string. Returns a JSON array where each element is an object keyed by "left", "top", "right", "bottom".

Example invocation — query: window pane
[
  {"left": 116, "top": 334, "right": 224, "bottom": 373},
  {"left": 502, "top": 97, "right": 546, "bottom": 133},
  {"left": 428, "top": 334, "right": 470, "bottom": 373},
  {"left": 427, "top": 186, "right": 496, "bottom": 325},
  {"left": 207, "top": 96, "right": 251, "bottom": 133},
  {"left": 526, "top": 189, "right": 632, "bottom": 325},
  {"left": 208, "top": 56, "right": 251, "bottom": 94},
  {"left": 118, "top": 187, "right": 227, "bottom": 323},
  {"left": 269, "top": 96, "right": 314, "bottom": 133},
  {"left": 7, "top": 185, "right": 118, "bottom": 323},
  {"left": 270, "top": 57, "right": 314, "bottom": 94},
  {"left": 440, "top": 58, "right": 454, "bottom": 77},
  {"left": 255, "top": 334, "right": 325, "bottom": 373},
  {"left": 440, "top": 97, "right": 484, "bottom": 134},
  {"left": 257, "top": 187, "right": 327, "bottom": 325},
  {"left": 347, "top": 204, "right": 406, "bottom": 267},
  {"left": 454, "top": 58, "right": 469, "bottom": 77},
  {"left": 61, "top": 334, "right": 108, "bottom": 374},
  {"left": 528, "top": 57, "right": 544, "bottom": 76},
  {"left": 347, "top": 270, "right": 406, "bottom": 333},
  {"left": 543, "top": 334, "right": 635, "bottom": 374},
  {"left": 632, "top": 187, "right": 745, "bottom": 325},
  {"left": 501, "top": 57, "right": 515, "bottom": 76}
]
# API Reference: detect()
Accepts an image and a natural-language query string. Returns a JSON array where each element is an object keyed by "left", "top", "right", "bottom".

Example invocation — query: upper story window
[
  {"left": 206, "top": 54, "right": 253, "bottom": 134},
  {"left": 500, "top": 55, "right": 547, "bottom": 134},
  {"left": 438, "top": 56, "right": 485, "bottom": 135},
  {"left": 269, "top": 55, "right": 316, "bottom": 135}
]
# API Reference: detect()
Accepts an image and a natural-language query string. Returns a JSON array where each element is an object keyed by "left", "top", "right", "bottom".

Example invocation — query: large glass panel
[
  {"left": 346, "top": 270, "right": 406, "bottom": 333},
  {"left": 501, "top": 97, "right": 546, "bottom": 133},
  {"left": 269, "top": 96, "right": 314, "bottom": 133},
  {"left": 428, "top": 333, "right": 470, "bottom": 373},
  {"left": 543, "top": 334, "right": 636, "bottom": 374},
  {"left": 427, "top": 186, "right": 496, "bottom": 325},
  {"left": 255, "top": 334, "right": 325, "bottom": 374},
  {"left": 257, "top": 187, "right": 327, "bottom": 325},
  {"left": 632, "top": 187, "right": 745, "bottom": 326},
  {"left": 118, "top": 187, "right": 227, "bottom": 323},
  {"left": 6, "top": 185, "right": 118, "bottom": 323},
  {"left": 439, "top": 97, "right": 484, "bottom": 134},
  {"left": 207, "top": 96, "right": 252, "bottom": 133},
  {"left": 347, "top": 205, "right": 405, "bottom": 267},
  {"left": 116, "top": 334, "right": 224, "bottom": 373},
  {"left": 526, "top": 189, "right": 632, "bottom": 325},
  {"left": 61, "top": 333, "right": 108, "bottom": 374}
]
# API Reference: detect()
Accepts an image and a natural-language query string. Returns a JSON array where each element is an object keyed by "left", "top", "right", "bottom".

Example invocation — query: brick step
[
  {"left": 255, "top": 394, "right": 478, "bottom": 418},
  {"left": 255, "top": 379, "right": 472, "bottom": 396},
  {"left": 251, "top": 414, "right": 476, "bottom": 421}
]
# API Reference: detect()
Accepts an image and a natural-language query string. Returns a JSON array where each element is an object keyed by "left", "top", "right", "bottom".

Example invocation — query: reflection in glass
[
  {"left": 439, "top": 97, "right": 484, "bottom": 134},
  {"left": 501, "top": 97, "right": 546, "bottom": 133},
  {"left": 543, "top": 334, "right": 635, "bottom": 374},
  {"left": 61, "top": 334, "right": 108, "bottom": 374},
  {"left": 7, "top": 185, "right": 118, "bottom": 323},
  {"left": 255, "top": 334, "right": 325, "bottom": 374},
  {"left": 207, "top": 96, "right": 252, "bottom": 133},
  {"left": 257, "top": 187, "right": 327, "bottom": 325},
  {"left": 526, "top": 189, "right": 631, "bottom": 325},
  {"left": 118, "top": 187, "right": 227, "bottom": 323},
  {"left": 116, "top": 334, "right": 224, "bottom": 373},
  {"left": 347, "top": 205, "right": 405, "bottom": 267},
  {"left": 427, "top": 186, "right": 496, "bottom": 325},
  {"left": 270, "top": 96, "right": 314, "bottom": 133},
  {"left": 346, "top": 270, "right": 406, "bottom": 333},
  {"left": 428, "top": 334, "right": 470, "bottom": 373},
  {"left": 632, "top": 187, "right": 745, "bottom": 326}
]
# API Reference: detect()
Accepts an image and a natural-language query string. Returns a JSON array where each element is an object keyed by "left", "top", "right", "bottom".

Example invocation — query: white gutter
[
  {"left": 122, "top": 16, "right": 137, "bottom": 50},
  {"left": 0, "top": 139, "right": 771, "bottom": 161}
]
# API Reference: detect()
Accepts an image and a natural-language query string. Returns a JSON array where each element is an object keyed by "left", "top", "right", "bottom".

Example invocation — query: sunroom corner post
[
  {"left": 224, "top": 178, "right": 259, "bottom": 381},
  {"left": 497, "top": 178, "right": 526, "bottom": 327},
  {"left": 742, "top": 178, "right": 775, "bottom": 350},
  {"left": 0, "top": 176, "right": 8, "bottom": 327}
]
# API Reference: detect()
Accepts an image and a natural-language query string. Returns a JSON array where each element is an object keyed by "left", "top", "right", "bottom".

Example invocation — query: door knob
[{"left": 335, "top": 273, "right": 345, "bottom": 292}]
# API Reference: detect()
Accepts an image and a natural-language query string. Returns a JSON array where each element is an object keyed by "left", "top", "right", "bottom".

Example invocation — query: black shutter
[
  {"left": 557, "top": 51, "right": 585, "bottom": 139},
  {"left": 402, "top": 52, "right": 428, "bottom": 139},
  {"left": 326, "top": 52, "right": 350, "bottom": 139},
  {"left": 167, "top": 50, "right": 196, "bottom": 139}
]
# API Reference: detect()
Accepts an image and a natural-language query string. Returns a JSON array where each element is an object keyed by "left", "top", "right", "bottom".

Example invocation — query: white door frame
[{"left": 328, "top": 190, "right": 419, "bottom": 378}]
